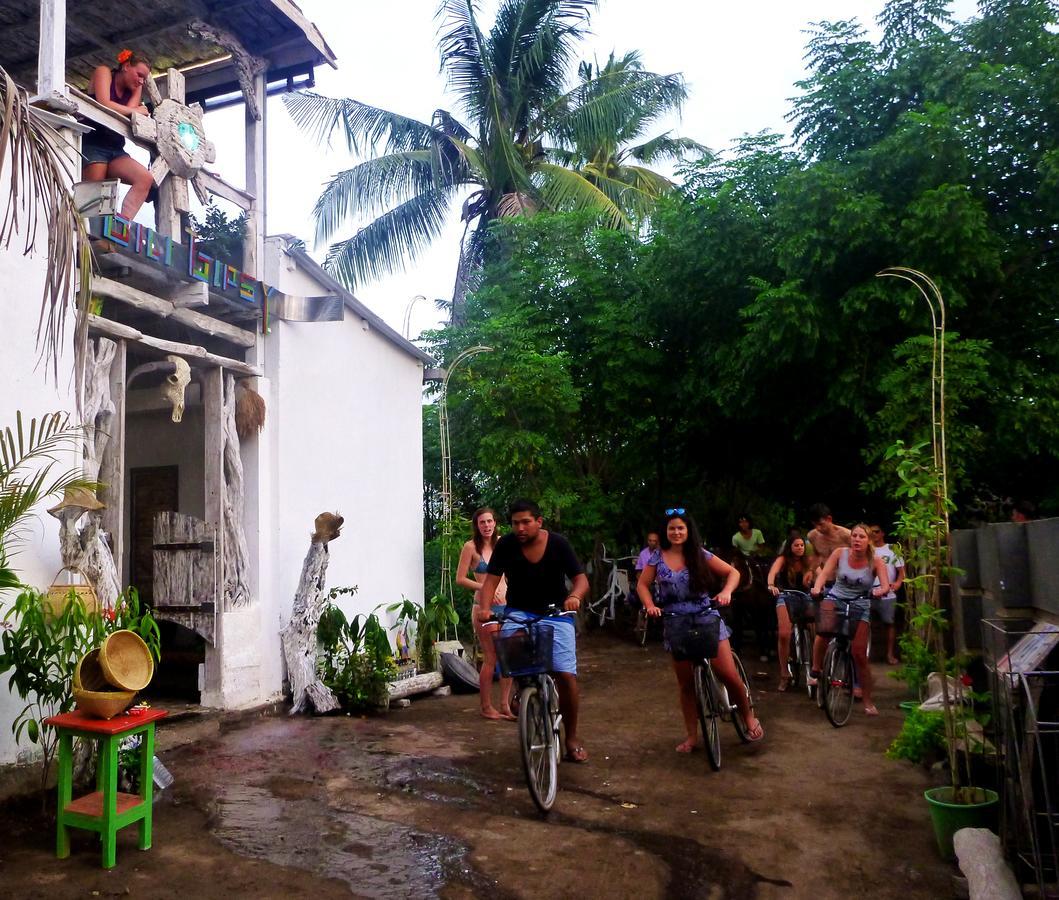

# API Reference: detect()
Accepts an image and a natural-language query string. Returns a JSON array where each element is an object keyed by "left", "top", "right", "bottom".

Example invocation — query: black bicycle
[
  {"left": 493, "top": 607, "right": 574, "bottom": 813},
  {"left": 663, "top": 610, "right": 755, "bottom": 771},
  {"left": 814, "top": 595, "right": 868, "bottom": 727},
  {"left": 781, "top": 590, "right": 815, "bottom": 694}
]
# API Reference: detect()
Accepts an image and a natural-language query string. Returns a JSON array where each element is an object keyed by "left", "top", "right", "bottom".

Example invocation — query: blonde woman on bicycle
[
  {"left": 809, "top": 523, "right": 889, "bottom": 716},
  {"left": 638, "top": 509, "right": 765, "bottom": 751},
  {"left": 456, "top": 507, "right": 513, "bottom": 720}
]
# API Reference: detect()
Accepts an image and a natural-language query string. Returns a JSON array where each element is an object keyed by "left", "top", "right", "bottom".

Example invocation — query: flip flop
[
  {"left": 777, "top": 678, "right": 790, "bottom": 692},
  {"left": 864, "top": 704, "right": 879, "bottom": 717},
  {"left": 745, "top": 722, "right": 765, "bottom": 743},
  {"left": 564, "top": 745, "right": 589, "bottom": 763}
]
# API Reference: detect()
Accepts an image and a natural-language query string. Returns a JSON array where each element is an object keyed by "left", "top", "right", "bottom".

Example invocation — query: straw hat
[{"left": 47, "top": 486, "right": 105, "bottom": 519}]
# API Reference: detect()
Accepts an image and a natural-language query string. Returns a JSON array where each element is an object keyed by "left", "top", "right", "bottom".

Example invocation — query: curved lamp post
[
  {"left": 437, "top": 345, "right": 494, "bottom": 627},
  {"left": 403, "top": 295, "right": 427, "bottom": 339}
]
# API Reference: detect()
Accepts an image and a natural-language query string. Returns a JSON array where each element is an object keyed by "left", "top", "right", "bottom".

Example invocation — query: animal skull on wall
[{"left": 162, "top": 356, "right": 192, "bottom": 422}]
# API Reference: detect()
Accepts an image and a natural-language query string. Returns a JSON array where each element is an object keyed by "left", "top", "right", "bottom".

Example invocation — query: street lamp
[
  {"left": 437, "top": 345, "right": 493, "bottom": 624},
  {"left": 403, "top": 295, "right": 427, "bottom": 339}
]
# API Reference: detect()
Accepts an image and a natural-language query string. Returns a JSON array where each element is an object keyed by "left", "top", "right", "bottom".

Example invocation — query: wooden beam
[
  {"left": 67, "top": 88, "right": 151, "bottom": 151},
  {"left": 100, "top": 339, "right": 127, "bottom": 584},
  {"left": 92, "top": 275, "right": 256, "bottom": 347},
  {"left": 171, "top": 309, "right": 257, "bottom": 348},
  {"left": 243, "top": 70, "right": 267, "bottom": 277},
  {"left": 34, "top": 0, "right": 75, "bottom": 112},
  {"left": 197, "top": 170, "right": 255, "bottom": 210},
  {"left": 165, "top": 280, "right": 209, "bottom": 309},
  {"left": 88, "top": 315, "right": 262, "bottom": 376}
]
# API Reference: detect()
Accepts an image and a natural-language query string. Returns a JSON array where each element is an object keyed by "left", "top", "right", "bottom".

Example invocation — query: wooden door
[
  {"left": 130, "top": 466, "right": 178, "bottom": 604},
  {"left": 153, "top": 512, "right": 218, "bottom": 645}
]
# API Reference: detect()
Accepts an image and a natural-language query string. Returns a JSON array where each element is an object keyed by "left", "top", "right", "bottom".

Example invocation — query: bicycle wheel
[
  {"left": 518, "top": 684, "right": 558, "bottom": 813},
  {"left": 729, "top": 652, "right": 755, "bottom": 743},
  {"left": 797, "top": 626, "right": 813, "bottom": 695},
  {"left": 694, "top": 663, "right": 721, "bottom": 771},
  {"left": 823, "top": 643, "right": 854, "bottom": 728},
  {"left": 814, "top": 640, "right": 828, "bottom": 708}
]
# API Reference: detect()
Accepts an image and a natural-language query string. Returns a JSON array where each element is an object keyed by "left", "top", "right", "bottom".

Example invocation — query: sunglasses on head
[{"left": 665, "top": 507, "right": 686, "bottom": 516}]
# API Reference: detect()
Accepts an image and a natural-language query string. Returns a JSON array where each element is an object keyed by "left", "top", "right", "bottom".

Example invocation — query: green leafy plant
[
  {"left": 189, "top": 202, "right": 247, "bottom": 268},
  {"left": 388, "top": 594, "right": 459, "bottom": 673},
  {"left": 318, "top": 588, "right": 396, "bottom": 711},
  {"left": 0, "top": 586, "right": 160, "bottom": 790},
  {"left": 887, "top": 708, "right": 947, "bottom": 765}
]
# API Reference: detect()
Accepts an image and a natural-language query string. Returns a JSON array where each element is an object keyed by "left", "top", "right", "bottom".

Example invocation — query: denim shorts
[
  {"left": 872, "top": 594, "right": 896, "bottom": 625},
  {"left": 82, "top": 130, "right": 129, "bottom": 166},
  {"left": 840, "top": 596, "right": 871, "bottom": 624},
  {"left": 500, "top": 609, "right": 577, "bottom": 675}
]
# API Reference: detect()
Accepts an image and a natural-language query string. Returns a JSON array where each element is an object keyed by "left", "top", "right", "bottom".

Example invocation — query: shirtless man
[{"left": 806, "top": 503, "right": 851, "bottom": 576}]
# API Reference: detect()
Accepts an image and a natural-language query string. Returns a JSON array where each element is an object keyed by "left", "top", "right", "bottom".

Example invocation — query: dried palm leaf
[{"left": 0, "top": 66, "right": 93, "bottom": 404}]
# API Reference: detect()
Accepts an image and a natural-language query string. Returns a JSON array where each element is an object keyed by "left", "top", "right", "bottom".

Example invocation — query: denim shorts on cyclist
[{"left": 500, "top": 609, "right": 577, "bottom": 675}]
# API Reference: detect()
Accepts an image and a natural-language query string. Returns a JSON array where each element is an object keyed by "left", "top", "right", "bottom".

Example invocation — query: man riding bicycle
[{"left": 478, "top": 499, "right": 590, "bottom": 763}]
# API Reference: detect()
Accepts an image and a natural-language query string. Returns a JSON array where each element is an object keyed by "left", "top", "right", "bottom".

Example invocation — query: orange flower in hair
[{"left": 117, "top": 49, "right": 133, "bottom": 64}]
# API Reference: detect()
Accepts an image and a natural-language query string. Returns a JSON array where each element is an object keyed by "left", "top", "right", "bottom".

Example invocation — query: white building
[{"left": 0, "top": 1, "right": 430, "bottom": 770}]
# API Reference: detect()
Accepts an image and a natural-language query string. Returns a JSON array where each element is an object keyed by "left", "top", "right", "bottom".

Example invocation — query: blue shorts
[
  {"left": 830, "top": 595, "right": 871, "bottom": 624},
  {"left": 500, "top": 609, "right": 577, "bottom": 675}
]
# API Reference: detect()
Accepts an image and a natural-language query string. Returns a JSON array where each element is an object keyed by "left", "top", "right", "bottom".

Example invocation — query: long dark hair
[
  {"left": 782, "top": 530, "right": 810, "bottom": 581},
  {"left": 472, "top": 507, "right": 498, "bottom": 555},
  {"left": 659, "top": 511, "right": 713, "bottom": 594}
]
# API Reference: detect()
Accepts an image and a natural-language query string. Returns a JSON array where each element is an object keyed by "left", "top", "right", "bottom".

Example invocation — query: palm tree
[
  {"left": 558, "top": 51, "right": 706, "bottom": 221},
  {"left": 283, "top": 0, "right": 694, "bottom": 314}
]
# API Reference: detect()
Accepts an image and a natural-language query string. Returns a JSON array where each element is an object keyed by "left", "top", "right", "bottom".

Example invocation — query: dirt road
[{"left": 0, "top": 632, "right": 953, "bottom": 899}]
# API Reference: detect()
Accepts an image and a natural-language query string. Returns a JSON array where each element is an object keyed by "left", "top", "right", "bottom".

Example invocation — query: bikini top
[{"left": 474, "top": 559, "right": 489, "bottom": 574}]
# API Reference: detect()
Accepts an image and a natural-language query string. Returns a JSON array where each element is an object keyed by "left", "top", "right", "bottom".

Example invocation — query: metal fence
[{"left": 983, "top": 618, "right": 1059, "bottom": 896}]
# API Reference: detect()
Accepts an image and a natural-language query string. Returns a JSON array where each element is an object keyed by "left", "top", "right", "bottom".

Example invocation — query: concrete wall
[
  {"left": 0, "top": 151, "right": 78, "bottom": 765},
  {"left": 257, "top": 239, "right": 425, "bottom": 700}
]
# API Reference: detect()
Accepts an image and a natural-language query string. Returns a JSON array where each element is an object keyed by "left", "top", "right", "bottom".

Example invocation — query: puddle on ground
[{"left": 211, "top": 776, "right": 486, "bottom": 899}]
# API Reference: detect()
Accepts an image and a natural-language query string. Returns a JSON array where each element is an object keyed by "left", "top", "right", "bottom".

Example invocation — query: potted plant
[
  {"left": 388, "top": 594, "right": 459, "bottom": 673},
  {"left": 875, "top": 269, "right": 999, "bottom": 860},
  {"left": 886, "top": 438, "right": 998, "bottom": 860}
]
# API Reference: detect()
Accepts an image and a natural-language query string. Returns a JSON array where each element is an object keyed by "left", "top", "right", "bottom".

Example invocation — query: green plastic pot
[{"left": 923, "top": 786, "right": 999, "bottom": 860}]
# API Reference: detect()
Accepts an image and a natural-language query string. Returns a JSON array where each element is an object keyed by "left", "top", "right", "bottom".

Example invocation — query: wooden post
[
  {"left": 100, "top": 339, "right": 127, "bottom": 582},
  {"left": 202, "top": 368, "right": 225, "bottom": 700},
  {"left": 34, "top": 0, "right": 75, "bottom": 112},
  {"left": 243, "top": 71, "right": 266, "bottom": 276}
]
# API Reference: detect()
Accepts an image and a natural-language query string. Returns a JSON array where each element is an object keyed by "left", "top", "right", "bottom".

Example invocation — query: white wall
[
  {"left": 257, "top": 241, "right": 425, "bottom": 698},
  {"left": 0, "top": 150, "right": 79, "bottom": 765}
]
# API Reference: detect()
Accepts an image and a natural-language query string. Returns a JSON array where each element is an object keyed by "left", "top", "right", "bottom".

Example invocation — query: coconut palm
[
  {"left": 557, "top": 51, "right": 706, "bottom": 220},
  {"left": 283, "top": 0, "right": 693, "bottom": 312}
]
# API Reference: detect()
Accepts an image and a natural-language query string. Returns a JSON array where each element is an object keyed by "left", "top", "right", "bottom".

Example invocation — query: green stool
[{"left": 45, "top": 708, "right": 167, "bottom": 868}]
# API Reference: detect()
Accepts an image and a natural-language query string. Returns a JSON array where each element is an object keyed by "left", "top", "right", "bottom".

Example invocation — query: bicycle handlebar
[{"left": 494, "top": 606, "right": 577, "bottom": 623}]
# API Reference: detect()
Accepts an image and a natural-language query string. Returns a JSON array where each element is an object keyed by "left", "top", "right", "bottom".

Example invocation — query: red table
[{"left": 45, "top": 708, "right": 167, "bottom": 868}]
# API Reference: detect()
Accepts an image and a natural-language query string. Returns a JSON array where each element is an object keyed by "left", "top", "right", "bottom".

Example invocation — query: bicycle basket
[
  {"left": 495, "top": 624, "right": 555, "bottom": 677},
  {"left": 815, "top": 599, "right": 855, "bottom": 638},
  {"left": 664, "top": 611, "right": 721, "bottom": 662},
  {"left": 784, "top": 591, "right": 815, "bottom": 623}
]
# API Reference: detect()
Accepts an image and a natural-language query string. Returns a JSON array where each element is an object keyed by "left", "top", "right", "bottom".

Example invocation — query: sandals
[
  {"left": 745, "top": 722, "right": 765, "bottom": 743},
  {"left": 864, "top": 704, "right": 879, "bottom": 717},
  {"left": 564, "top": 745, "right": 589, "bottom": 763},
  {"left": 778, "top": 677, "right": 791, "bottom": 692}
]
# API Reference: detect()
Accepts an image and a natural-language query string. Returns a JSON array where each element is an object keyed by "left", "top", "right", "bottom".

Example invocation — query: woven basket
[
  {"left": 73, "top": 687, "right": 136, "bottom": 720},
  {"left": 73, "top": 649, "right": 111, "bottom": 693},
  {"left": 99, "top": 630, "right": 154, "bottom": 691},
  {"left": 43, "top": 568, "right": 98, "bottom": 621}
]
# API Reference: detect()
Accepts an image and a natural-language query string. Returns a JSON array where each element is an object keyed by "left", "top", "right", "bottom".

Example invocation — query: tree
[{"left": 283, "top": 0, "right": 692, "bottom": 314}]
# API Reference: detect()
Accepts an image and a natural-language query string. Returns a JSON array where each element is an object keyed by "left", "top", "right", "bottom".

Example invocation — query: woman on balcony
[{"left": 82, "top": 49, "right": 155, "bottom": 221}]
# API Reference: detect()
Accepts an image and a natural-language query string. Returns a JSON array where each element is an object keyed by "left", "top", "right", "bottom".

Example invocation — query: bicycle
[
  {"left": 493, "top": 606, "right": 575, "bottom": 813},
  {"left": 664, "top": 610, "right": 756, "bottom": 771},
  {"left": 587, "top": 545, "right": 634, "bottom": 628},
  {"left": 780, "top": 590, "right": 815, "bottom": 694},
  {"left": 814, "top": 595, "right": 869, "bottom": 727}
]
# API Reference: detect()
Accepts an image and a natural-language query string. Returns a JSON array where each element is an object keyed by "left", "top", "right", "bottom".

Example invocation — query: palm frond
[
  {"left": 535, "top": 161, "right": 629, "bottom": 229},
  {"left": 628, "top": 133, "right": 708, "bottom": 164},
  {"left": 311, "top": 151, "right": 461, "bottom": 245},
  {"left": 580, "top": 164, "right": 674, "bottom": 219},
  {"left": 282, "top": 91, "right": 439, "bottom": 155},
  {"left": 323, "top": 188, "right": 456, "bottom": 289},
  {"left": 543, "top": 70, "right": 689, "bottom": 150},
  {"left": 0, "top": 66, "right": 92, "bottom": 397}
]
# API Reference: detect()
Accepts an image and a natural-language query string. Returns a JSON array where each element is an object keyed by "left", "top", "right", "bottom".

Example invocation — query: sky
[{"left": 202, "top": 0, "right": 980, "bottom": 340}]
